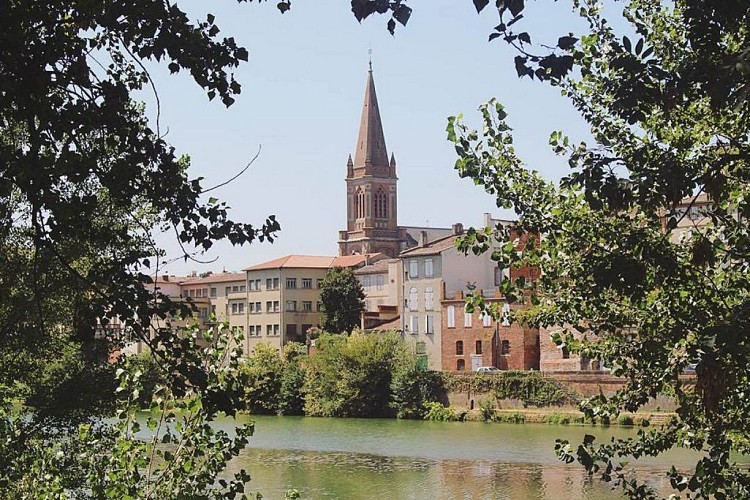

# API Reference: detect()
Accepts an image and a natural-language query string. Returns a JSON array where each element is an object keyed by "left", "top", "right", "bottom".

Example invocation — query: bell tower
[{"left": 338, "top": 66, "right": 401, "bottom": 257}]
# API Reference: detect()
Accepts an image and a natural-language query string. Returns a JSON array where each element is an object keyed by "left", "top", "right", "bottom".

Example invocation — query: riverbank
[{"left": 468, "top": 408, "right": 675, "bottom": 426}]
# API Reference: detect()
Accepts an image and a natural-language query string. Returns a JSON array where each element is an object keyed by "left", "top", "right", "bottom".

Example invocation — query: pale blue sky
[{"left": 147, "top": 0, "right": 601, "bottom": 275}]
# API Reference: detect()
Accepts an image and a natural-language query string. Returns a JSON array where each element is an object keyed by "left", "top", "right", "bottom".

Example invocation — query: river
[{"left": 206, "top": 415, "right": 733, "bottom": 500}]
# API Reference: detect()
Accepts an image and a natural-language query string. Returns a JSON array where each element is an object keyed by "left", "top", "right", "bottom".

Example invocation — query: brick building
[{"left": 441, "top": 293, "right": 539, "bottom": 372}]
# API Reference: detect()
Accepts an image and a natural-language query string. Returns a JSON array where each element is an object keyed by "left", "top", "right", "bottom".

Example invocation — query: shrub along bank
[{"left": 135, "top": 332, "right": 589, "bottom": 421}]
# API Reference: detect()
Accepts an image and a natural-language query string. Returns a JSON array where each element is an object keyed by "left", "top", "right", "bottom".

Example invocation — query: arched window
[
  {"left": 373, "top": 188, "right": 387, "bottom": 219},
  {"left": 355, "top": 188, "right": 365, "bottom": 219},
  {"left": 456, "top": 341, "right": 464, "bottom": 355},
  {"left": 457, "top": 359, "right": 466, "bottom": 371},
  {"left": 475, "top": 341, "right": 482, "bottom": 355}
]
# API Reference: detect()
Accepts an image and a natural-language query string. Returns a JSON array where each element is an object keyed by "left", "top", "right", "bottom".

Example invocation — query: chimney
[
  {"left": 190, "top": 270, "right": 197, "bottom": 277},
  {"left": 419, "top": 230, "right": 429, "bottom": 247},
  {"left": 452, "top": 223, "right": 464, "bottom": 235}
]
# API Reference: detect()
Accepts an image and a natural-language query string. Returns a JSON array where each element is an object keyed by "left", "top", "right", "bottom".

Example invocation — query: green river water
[{"left": 203, "top": 415, "right": 742, "bottom": 500}]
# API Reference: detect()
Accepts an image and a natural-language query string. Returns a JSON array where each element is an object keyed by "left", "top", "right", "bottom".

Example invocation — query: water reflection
[{"left": 213, "top": 415, "right": 716, "bottom": 499}]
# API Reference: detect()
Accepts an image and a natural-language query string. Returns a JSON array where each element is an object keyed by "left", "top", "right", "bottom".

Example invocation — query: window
[
  {"left": 425, "top": 287, "right": 434, "bottom": 310},
  {"left": 376, "top": 275, "right": 384, "bottom": 291},
  {"left": 317, "top": 278, "right": 323, "bottom": 288},
  {"left": 415, "top": 341, "right": 427, "bottom": 355},
  {"left": 426, "top": 314, "right": 434, "bottom": 334},
  {"left": 316, "top": 301, "right": 323, "bottom": 312},
  {"left": 239, "top": 285, "right": 246, "bottom": 292},
  {"left": 255, "top": 324, "right": 262, "bottom": 336},
  {"left": 410, "top": 315, "right": 419, "bottom": 334},
  {"left": 266, "top": 324, "right": 273, "bottom": 336},
  {"left": 266, "top": 301, "right": 272, "bottom": 312},
  {"left": 374, "top": 187, "right": 387, "bottom": 219},
  {"left": 409, "top": 260, "right": 418, "bottom": 279},
  {"left": 457, "top": 359, "right": 466, "bottom": 371},
  {"left": 501, "top": 340, "right": 510, "bottom": 355},
  {"left": 482, "top": 311, "right": 493, "bottom": 327},
  {"left": 464, "top": 308, "right": 472, "bottom": 327},
  {"left": 188, "top": 289, "right": 195, "bottom": 298},
  {"left": 456, "top": 341, "right": 464, "bottom": 355},
  {"left": 233, "top": 325, "right": 244, "bottom": 335},
  {"left": 476, "top": 341, "right": 482, "bottom": 355},
  {"left": 255, "top": 302, "right": 261, "bottom": 313},
  {"left": 502, "top": 303, "right": 511, "bottom": 326},
  {"left": 231, "top": 302, "right": 244, "bottom": 315},
  {"left": 424, "top": 258, "right": 434, "bottom": 278},
  {"left": 273, "top": 324, "right": 280, "bottom": 336},
  {"left": 302, "top": 301, "right": 313, "bottom": 312},
  {"left": 562, "top": 346, "right": 570, "bottom": 359},
  {"left": 408, "top": 287, "right": 418, "bottom": 310},
  {"left": 249, "top": 279, "right": 261, "bottom": 291},
  {"left": 447, "top": 305, "right": 455, "bottom": 328},
  {"left": 211, "top": 305, "right": 216, "bottom": 314},
  {"left": 266, "top": 278, "right": 279, "bottom": 290},
  {"left": 286, "top": 324, "right": 297, "bottom": 337},
  {"left": 285, "top": 300, "right": 297, "bottom": 312},
  {"left": 355, "top": 187, "right": 365, "bottom": 219},
  {"left": 286, "top": 278, "right": 297, "bottom": 289},
  {"left": 225, "top": 286, "right": 231, "bottom": 295},
  {"left": 362, "top": 275, "right": 371, "bottom": 289},
  {"left": 302, "top": 278, "right": 313, "bottom": 289},
  {"left": 232, "top": 285, "right": 239, "bottom": 293},
  {"left": 210, "top": 287, "right": 217, "bottom": 298},
  {"left": 202, "top": 288, "right": 208, "bottom": 297},
  {"left": 248, "top": 325, "right": 255, "bottom": 336},
  {"left": 273, "top": 301, "right": 279, "bottom": 312},
  {"left": 249, "top": 302, "right": 256, "bottom": 313},
  {"left": 302, "top": 324, "right": 312, "bottom": 336}
]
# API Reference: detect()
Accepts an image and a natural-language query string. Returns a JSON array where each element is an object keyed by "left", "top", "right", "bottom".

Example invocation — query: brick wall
[{"left": 440, "top": 297, "right": 539, "bottom": 371}]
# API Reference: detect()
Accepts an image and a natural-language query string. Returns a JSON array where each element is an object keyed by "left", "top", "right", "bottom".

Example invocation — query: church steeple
[{"left": 353, "top": 68, "right": 389, "bottom": 172}]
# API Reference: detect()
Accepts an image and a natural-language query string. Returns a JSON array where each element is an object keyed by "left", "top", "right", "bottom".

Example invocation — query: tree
[
  {"left": 1, "top": 1, "right": 283, "bottom": 497},
  {"left": 439, "top": 1, "right": 750, "bottom": 498},
  {"left": 319, "top": 266, "right": 365, "bottom": 334},
  {"left": 337, "top": 1, "right": 750, "bottom": 495}
]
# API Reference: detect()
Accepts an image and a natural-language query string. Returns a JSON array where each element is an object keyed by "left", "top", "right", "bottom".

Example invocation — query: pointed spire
[
  {"left": 347, "top": 154, "right": 354, "bottom": 177},
  {"left": 389, "top": 152, "right": 396, "bottom": 168},
  {"left": 353, "top": 67, "right": 389, "bottom": 170}
]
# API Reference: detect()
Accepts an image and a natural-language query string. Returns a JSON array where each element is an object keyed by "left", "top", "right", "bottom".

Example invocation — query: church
[{"left": 337, "top": 66, "right": 452, "bottom": 258}]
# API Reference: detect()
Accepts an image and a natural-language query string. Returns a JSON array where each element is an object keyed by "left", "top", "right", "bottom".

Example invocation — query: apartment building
[
  {"left": 242, "top": 254, "right": 376, "bottom": 351},
  {"left": 399, "top": 223, "right": 507, "bottom": 370}
]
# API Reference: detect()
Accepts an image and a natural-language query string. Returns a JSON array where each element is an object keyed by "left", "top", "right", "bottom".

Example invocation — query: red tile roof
[
  {"left": 399, "top": 234, "right": 458, "bottom": 257},
  {"left": 243, "top": 254, "right": 382, "bottom": 272},
  {"left": 180, "top": 272, "right": 246, "bottom": 285}
]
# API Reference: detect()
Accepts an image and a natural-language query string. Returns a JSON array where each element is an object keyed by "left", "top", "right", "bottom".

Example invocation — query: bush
[
  {"left": 494, "top": 412, "right": 526, "bottom": 424},
  {"left": 618, "top": 415, "right": 634, "bottom": 426},
  {"left": 303, "top": 332, "right": 405, "bottom": 417},
  {"left": 238, "top": 343, "right": 282, "bottom": 414},
  {"left": 477, "top": 398, "right": 496, "bottom": 422},
  {"left": 390, "top": 358, "right": 444, "bottom": 419},
  {"left": 278, "top": 343, "right": 307, "bottom": 416},
  {"left": 423, "top": 402, "right": 466, "bottom": 422}
]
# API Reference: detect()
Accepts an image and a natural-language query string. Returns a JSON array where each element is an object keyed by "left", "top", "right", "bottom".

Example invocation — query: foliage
[
  {"left": 278, "top": 342, "right": 307, "bottom": 416},
  {"left": 319, "top": 267, "right": 366, "bottom": 334},
  {"left": 390, "top": 355, "right": 445, "bottom": 419},
  {"left": 303, "top": 332, "right": 405, "bottom": 417},
  {"left": 477, "top": 398, "right": 496, "bottom": 422},
  {"left": 437, "top": 1, "right": 750, "bottom": 497},
  {"left": 125, "top": 350, "right": 169, "bottom": 408},
  {"left": 0, "top": 325, "right": 265, "bottom": 499},
  {"left": 238, "top": 343, "right": 283, "bottom": 414},
  {"left": 423, "top": 402, "right": 467, "bottom": 422},
  {"left": 444, "top": 371, "right": 578, "bottom": 407},
  {"left": 493, "top": 412, "right": 525, "bottom": 424}
]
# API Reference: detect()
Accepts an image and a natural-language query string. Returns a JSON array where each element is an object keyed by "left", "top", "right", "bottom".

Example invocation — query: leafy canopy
[{"left": 319, "top": 266, "right": 366, "bottom": 334}]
